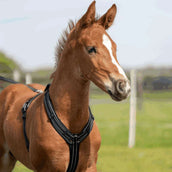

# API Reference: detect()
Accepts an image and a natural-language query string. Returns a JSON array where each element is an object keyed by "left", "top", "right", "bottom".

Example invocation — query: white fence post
[
  {"left": 128, "top": 69, "right": 137, "bottom": 148},
  {"left": 25, "top": 73, "right": 32, "bottom": 84},
  {"left": 137, "top": 72, "right": 143, "bottom": 110},
  {"left": 13, "top": 69, "right": 20, "bottom": 82}
]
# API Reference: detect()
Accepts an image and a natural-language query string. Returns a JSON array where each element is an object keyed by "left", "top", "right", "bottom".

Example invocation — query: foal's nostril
[{"left": 116, "top": 80, "right": 126, "bottom": 95}]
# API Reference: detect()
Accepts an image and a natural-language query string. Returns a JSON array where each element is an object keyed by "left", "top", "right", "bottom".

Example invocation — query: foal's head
[{"left": 56, "top": 1, "right": 130, "bottom": 101}]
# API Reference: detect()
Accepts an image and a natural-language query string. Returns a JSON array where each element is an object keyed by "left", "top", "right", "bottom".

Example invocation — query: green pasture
[{"left": 13, "top": 91, "right": 172, "bottom": 172}]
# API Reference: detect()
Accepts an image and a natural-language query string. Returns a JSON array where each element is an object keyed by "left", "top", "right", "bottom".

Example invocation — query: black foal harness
[{"left": 22, "top": 84, "right": 94, "bottom": 172}]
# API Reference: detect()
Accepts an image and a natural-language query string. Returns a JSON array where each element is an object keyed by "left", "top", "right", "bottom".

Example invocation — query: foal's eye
[{"left": 87, "top": 47, "right": 97, "bottom": 54}]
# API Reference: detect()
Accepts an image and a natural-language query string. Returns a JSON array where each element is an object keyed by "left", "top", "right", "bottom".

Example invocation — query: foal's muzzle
[{"left": 108, "top": 79, "right": 131, "bottom": 101}]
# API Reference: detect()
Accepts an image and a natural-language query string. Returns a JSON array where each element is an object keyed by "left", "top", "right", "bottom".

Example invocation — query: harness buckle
[
  {"left": 22, "top": 102, "right": 28, "bottom": 113},
  {"left": 22, "top": 102, "right": 29, "bottom": 119},
  {"left": 73, "top": 134, "right": 78, "bottom": 139},
  {"left": 73, "top": 135, "right": 80, "bottom": 144},
  {"left": 36, "top": 90, "right": 43, "bottom": 93}
]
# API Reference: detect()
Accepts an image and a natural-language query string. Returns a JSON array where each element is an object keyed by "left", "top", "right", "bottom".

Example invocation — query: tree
[{"left": 0, "top": 51, "right": 21, "bottom": 74}]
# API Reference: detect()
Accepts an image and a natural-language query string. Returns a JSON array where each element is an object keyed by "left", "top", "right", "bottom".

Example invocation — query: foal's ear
[
  {"left": 76, "top": 1, "right": 96, "bottom": 29},
  {"left": 97, "top": 4, "right": 117, "bottom": 30}
]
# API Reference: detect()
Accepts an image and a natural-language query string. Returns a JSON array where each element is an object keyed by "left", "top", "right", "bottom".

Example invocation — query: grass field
[{"left": 13, "top": 91, "right": 172, "bottom": 172}]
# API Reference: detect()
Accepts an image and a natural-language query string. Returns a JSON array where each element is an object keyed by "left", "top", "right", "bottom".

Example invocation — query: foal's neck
[{"left": 49, "top": 55, "right": 90, "bottom": 133}]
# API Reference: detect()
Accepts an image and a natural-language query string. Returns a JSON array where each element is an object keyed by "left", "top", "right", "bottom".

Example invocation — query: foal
[{"left": 0, "top": 2, "right": 130, "bottom": 172}]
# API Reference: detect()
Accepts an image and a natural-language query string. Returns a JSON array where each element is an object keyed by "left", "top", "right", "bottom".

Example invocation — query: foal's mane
[
  {"left": 50, "top": 20, "right": 75, "bottom": 78},
  {"left": 55, "top": 20, "right": 75, "bottom": 66}
]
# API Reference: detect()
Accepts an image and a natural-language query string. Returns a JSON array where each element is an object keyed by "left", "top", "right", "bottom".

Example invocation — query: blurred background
[{"left": 0, "top": 0, "right": 172, "bottom": 171}]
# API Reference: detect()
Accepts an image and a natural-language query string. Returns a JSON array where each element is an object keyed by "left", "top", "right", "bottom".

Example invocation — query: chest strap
[
  {"left": 22, "top": 85, "right": 94, "bottom": 172},
  {"left": 44, "top": 88, "right": 94, "bottom": 172},
  {"left": 22, "top": 93, "right": 42, "bottom": 150}
]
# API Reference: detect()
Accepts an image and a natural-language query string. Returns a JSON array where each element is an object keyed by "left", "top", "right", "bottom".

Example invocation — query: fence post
[
  {"left": 25, "top": 73, "right": 32, "bottom": 84},
  {"left": 128, "top": 69, "right": 137, "bottom": 148},
  {"left": 137, "top": 72, "right": 143, "bottom": 110},
  {"left": 13, "top": 69, "right": 20, "bottom": 82}
]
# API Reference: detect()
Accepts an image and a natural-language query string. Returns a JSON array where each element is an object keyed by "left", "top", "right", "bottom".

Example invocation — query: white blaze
[{"left": 102, "top": 34, "right": 127, "bottom": 79}]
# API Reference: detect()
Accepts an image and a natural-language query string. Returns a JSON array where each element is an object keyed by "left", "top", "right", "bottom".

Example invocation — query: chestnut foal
[{"left": 0, "top": 2, "right": 130, "bottom": 172}]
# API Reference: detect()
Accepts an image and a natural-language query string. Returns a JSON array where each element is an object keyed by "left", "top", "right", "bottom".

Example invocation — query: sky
[{"left": 0, "top": 0, "right": 172, "bottom": 71}]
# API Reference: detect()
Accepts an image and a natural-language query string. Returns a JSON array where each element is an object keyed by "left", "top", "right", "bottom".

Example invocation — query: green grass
[
  {"left": 92, "top": 100, "right": 172, "bottom": 148},
  {"left": 144, "top": 90, "right": 172, "bottom": 100},
  {"left": 13, "top": 162, "right": 31, "bottom": 172},
  {"left": 13, "top": 92, "right": 172, "bottom": 171},
  {"left": 92, "top": 99, "right": 172, "bottom": 171},
  {"left": 97, "top": 146, "right": 172, "bottom": 172}
]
